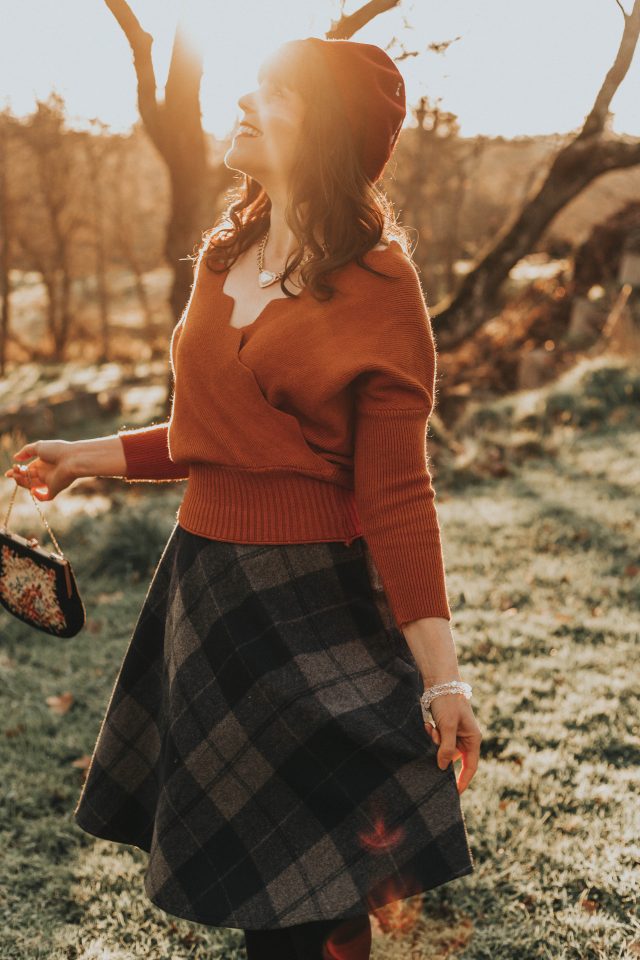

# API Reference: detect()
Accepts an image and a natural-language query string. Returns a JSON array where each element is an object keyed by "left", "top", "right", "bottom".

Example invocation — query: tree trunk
[
  {"left": 0, "top": 120, "right": 11, "bottom": 377},
  {"left": 83, "top": 132, "right": 111, "bottom": 363},
  {"left": 433, "top": 134, "right": 640, "bottom": 350},
  {"left": 432, "top": 0, "right": 640, "bottom": 349}
]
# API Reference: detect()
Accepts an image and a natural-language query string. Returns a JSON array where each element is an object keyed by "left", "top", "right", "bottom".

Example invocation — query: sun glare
[
  {"left": 178, "top": 0, "right": 323, "bottom": 140},
  {"left": 0, "top": 1, "right": 637, "bottom": 139}
]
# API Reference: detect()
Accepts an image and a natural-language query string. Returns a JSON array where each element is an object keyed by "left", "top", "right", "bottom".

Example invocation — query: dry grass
[{"left": 0, "top": 359, "right": 638, "bottom": 959}]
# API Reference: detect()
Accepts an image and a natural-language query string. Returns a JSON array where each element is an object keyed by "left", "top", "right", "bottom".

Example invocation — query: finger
[
  {"left": 455, "top": 752, "right": 479, "bottom": 795},
  {"left": 22, "top": 467, "right": 50, "bottom": 498},
  {"left": 4, "top": 467, "right": 28, "bottom": 486},
  {"left": 436, "top": 727, "right": 459, "bottom": 770},
  {"left": 19, "top": 464, "right": 35, "bottom": 486},
  {"left": 7, "top": 464, "right": 43, "bottom": 491},
  {"left": 437, "top": 751, "right": 452, "bottom": 770},
  {"left": 456, "top": 738, "right": 481, "bottom": 792},
  {"left": 432, "top": 725, "right": 463, "bottom": 762},
  {"left": 13, "top": 443, "right": 39, "bottom": 461},
  {"left": 437, "top": 749, "right": 463, "bottom": 771}
]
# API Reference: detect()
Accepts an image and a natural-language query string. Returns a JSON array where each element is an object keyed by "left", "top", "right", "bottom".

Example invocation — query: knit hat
[{"left": 300, "top": 37, "right": 406, "bottom": 183}]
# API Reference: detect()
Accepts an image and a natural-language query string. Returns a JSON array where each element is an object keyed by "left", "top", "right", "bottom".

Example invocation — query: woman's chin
[
  {"left": 224, "top": 155, "right": 250, "bottom": 177},
  {"left": 224, "top": 141, "right": 261, "bottom": 177},
  {"left": 222, "top": 144, "right": 264, "bottom": 182}
]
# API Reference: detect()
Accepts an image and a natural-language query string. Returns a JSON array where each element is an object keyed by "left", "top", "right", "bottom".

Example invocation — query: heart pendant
[{"left": 258, "top": 270, "right": 279, "bottom": 288}]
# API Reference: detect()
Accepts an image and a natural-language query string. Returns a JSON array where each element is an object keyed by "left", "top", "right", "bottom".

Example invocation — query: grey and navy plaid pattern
[{"left": 73, "top": 523, "right": 474, "bottom": 930}]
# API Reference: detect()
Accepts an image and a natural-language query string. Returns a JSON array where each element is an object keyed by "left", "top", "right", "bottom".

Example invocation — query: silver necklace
[{"left": 256, "top": 230, "right": 312, "bottom": 288}]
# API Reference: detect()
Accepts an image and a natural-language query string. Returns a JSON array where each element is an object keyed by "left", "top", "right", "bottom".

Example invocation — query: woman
[{"left": 5, "top": 37, "right": 482, "bottom": 960}]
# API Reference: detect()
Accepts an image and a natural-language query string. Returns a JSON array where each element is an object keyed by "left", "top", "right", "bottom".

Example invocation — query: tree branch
[
  {"left": 164, "top": 19, "right": 205, "bottom": 159},
  {"left": 327, "top": 0, "right": 402, "bottom": 40},
  {"left": 614, "top": 0, "right": 629, "bottom": 20},
  {"left": 430, "top": 0, "right": 640, "bottom": 348},
  {"left": 598, "top": 132, "right": 640, "bottom": 168},
  {"left": 103, "top": 0, "right": 163, "bottom": 149},
  {"left": 580, "top": 0, "right": 640, "bottom": 139}
]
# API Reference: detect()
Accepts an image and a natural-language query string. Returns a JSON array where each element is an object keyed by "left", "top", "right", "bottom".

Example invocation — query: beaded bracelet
[{"left": 420, "top": 680, "right": 472, "bottom": 720}]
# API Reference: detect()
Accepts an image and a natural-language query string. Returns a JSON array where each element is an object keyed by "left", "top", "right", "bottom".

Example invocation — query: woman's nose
[{"left": 237, "top": 90, "right": 257, "bottom": 113}]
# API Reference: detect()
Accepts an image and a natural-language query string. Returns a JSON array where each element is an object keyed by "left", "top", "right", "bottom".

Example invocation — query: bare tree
[
  {"left": 433, "top": 0, "right": 640, "bottom": 349},
  {"left": 392, "top": 97, "right": 485, "bottom": 304},
  {"left": 13, "top": 95, "right": 88, "bottom": 362},
  {"left": 103, "top": 1, "right": 233, "bottom": 327},
  {"left": 0, "top": 110, "right": 17, "bottom": 376},
  {"left": 110, "top": 132, "right": 166, "bottom": 348},
  {"left": 82, "top": 119, "right": 113, "bottom": 363}
]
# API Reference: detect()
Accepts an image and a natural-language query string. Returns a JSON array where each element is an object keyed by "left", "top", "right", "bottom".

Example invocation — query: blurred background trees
[{"left": 0, "top": 0, "right": 639, "bottom": 428}]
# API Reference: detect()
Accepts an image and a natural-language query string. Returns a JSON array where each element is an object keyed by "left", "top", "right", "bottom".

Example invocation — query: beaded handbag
[{"left": 0, "top": 480, "right": 86, "bottom": 637}]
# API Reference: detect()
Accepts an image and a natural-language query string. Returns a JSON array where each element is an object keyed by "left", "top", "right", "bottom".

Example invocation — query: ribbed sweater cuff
[{"left": 118, "top": 423, "right": 189, "bottom": 482}]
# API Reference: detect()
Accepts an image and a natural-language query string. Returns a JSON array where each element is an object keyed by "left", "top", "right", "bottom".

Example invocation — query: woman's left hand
[{"left": 424, "top": 695, "right": 482, "bottom": 795}]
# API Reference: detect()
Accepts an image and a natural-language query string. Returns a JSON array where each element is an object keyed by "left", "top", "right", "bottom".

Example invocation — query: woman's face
[{"left": 225, "top": 55, "right": 306, "bottom": 188}]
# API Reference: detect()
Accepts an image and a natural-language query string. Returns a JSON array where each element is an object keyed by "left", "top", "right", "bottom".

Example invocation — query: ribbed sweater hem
[{"left": 177, "top": 462, "right": 363, "bottom": 545}]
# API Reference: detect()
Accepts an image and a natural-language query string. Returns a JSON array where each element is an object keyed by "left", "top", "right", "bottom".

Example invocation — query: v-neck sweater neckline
[
  {"left": 220, "top": 242, "right": 398, "bottom": 344},
  {"left": 220, "top": 277, "right": 302, "bottom": 348},
  {"left": 117, "top": 239, "right": 452, "bottom": 627}
]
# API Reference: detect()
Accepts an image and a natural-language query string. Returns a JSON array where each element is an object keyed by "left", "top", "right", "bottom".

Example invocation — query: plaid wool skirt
[{"left": 73, "top": 521, "right": 474, "bottom": 930}]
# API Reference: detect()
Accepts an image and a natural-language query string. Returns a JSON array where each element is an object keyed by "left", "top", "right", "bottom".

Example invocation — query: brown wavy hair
[{"left": 192, "top": 39, "right": 413, "bottom": 301}]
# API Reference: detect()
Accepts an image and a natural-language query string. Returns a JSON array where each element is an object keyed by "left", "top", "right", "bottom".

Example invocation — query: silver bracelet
[{"left": 420, "top": 680, "right": 472, "bottom": 719}]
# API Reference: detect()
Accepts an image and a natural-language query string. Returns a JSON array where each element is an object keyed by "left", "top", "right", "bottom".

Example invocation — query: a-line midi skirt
[{"left": 73, "top": 521, "right": 475, "bottom": 930}]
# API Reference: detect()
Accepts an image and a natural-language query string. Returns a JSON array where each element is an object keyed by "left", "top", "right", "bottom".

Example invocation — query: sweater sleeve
[
  {"left": 118, "top": 318, "right": 189, "bottom": 483},
  {"left": 352, "top": 278, "right": 451, "bottom": 628},
  {"left": 118, "top": 422, "right": 189, "bottom": 483}
]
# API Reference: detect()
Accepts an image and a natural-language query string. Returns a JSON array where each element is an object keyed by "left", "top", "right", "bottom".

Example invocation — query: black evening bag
[{"left": 0, "top": 481, "right": 86, "bottom": 637}]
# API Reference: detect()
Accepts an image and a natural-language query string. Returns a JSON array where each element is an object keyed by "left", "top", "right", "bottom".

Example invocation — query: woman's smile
[{"left": 235, "top": 121, "right": 262, "bottom": 139}]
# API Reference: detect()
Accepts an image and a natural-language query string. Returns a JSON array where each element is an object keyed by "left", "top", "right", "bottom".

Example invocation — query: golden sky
[{"left": 1, "top": 0, "right": 638, "bottom": 139}]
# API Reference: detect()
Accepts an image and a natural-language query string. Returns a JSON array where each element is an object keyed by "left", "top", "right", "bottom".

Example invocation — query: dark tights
[{"left": 243, "top": 913, "right": 372, "bottom": 960}]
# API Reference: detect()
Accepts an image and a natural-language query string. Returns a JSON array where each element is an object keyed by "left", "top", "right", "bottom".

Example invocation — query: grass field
[{"left": 0, "top": 357, "right": 638, "bottom": 959}]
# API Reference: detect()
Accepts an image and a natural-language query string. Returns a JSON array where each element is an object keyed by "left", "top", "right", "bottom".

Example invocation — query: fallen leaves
[
  {"left": 373, "top": 894, "right": 425, "bottom": 937},
  {"left": 45, "top": 691, "right": 74, "bottom": 715},
  {"left": 96, "top": 590, "right": 124, "bottom": 604},
  {"left": 5, "top": 723, "right": 26, "bottom": 737},
  {"left": 71, "top": 754, "right": 92, "bottom": 781}
]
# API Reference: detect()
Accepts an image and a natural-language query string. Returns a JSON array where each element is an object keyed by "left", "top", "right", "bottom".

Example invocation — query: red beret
[{"left": 301, "top": 37, "right": 407, "bottom": 183}]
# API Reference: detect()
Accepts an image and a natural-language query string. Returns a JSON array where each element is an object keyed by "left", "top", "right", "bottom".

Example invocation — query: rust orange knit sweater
[{"left": 118, "top": 240, "right": 452, "bottom": 627}]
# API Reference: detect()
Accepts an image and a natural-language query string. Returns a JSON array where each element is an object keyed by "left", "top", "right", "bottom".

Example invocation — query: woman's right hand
[{"left": 3, "top": 440, "right": 79, "bottom": 502}]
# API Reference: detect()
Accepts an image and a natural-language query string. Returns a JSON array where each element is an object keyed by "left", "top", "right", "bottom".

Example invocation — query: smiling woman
[
  {"left": 203, "top": 37, "right": 410, "bottom": 305},
  {"left": 235, "top": 122, "right": 261, "bottom": 137},
  {"left": 226, "top": 52, "right": 308, "bottom": 213},
  {"left": 70, "top": 34, "right": 480, "bottom": 960}
]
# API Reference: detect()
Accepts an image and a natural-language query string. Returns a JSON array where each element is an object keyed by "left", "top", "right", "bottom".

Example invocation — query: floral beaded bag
[{"left": 0, "top": 480, "right": 86, "bottom": 637}]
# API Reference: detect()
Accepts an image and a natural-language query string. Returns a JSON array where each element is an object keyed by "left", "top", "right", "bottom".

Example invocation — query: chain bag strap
[{"left": 2, "top": 480, "right": 66, "bottom": 557}]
